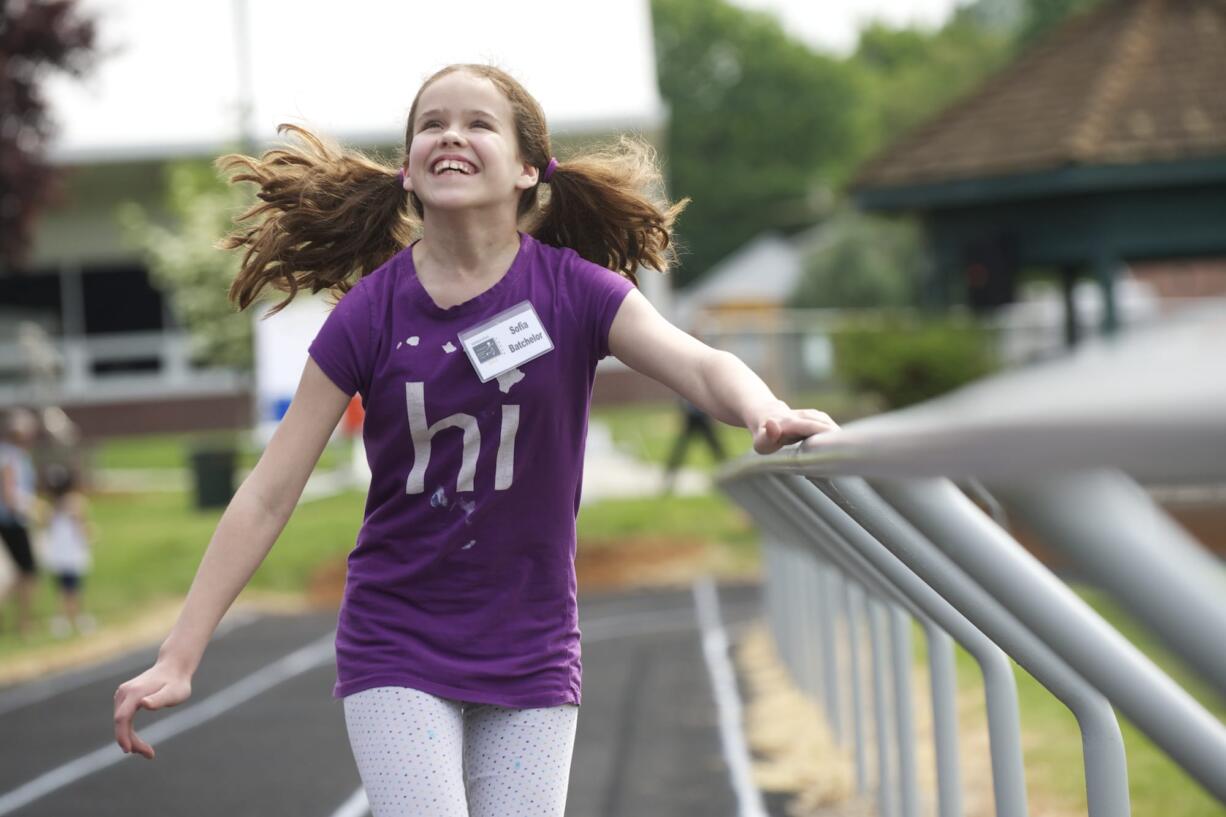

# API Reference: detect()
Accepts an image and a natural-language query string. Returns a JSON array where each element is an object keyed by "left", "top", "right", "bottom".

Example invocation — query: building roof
[
  {"left": 673, "top": 233, "right": 805, "bottom": 326},
  {"left": 854, "top": 0, "right": 1226, "bottom": 191}
]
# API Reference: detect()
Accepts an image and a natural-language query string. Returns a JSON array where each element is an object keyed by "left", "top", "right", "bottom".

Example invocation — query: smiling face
[{"left": 403, "top": 70, "right": 540, "bottom": 216}]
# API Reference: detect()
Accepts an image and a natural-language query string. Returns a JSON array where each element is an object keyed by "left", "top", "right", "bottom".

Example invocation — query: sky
[
  {"left": 44, "top": 0, "right": 962, "bottom": 163},
  {"left": 731, "top": 0, "right": 963, "bottom": 53}
]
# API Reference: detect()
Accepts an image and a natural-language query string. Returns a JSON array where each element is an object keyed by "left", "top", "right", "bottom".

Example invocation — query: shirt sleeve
[
  {"left": 307, "top": 279, "right": 375, "bottom": 397},
  {"left": 571, "top": 257, "right": 636, "bottom": 362}
]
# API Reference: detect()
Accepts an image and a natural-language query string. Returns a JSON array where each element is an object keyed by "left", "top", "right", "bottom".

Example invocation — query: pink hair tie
[
  {"left": 541, "top": 157, "right": 558, "bottom": 183},
  {"left": 395, "top": 168, "right": 405, "bottom": 183}
]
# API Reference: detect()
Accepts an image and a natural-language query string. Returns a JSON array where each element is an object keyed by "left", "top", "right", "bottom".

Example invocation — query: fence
[
  {"left": 0, "top": 325, "right": 248, "bottom": 408},
  {"left": 694, "top": 295, "right": 1208, "bottom": 400},
  {"left": 715, "top": 300, "right": 1226, "bottom": 816}
]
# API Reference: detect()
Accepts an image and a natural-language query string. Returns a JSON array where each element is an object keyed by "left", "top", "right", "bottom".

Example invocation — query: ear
[
  {"left": 401, "top": 164, "right": 413, "bottom": 194},
  {"left": 514, "top": 160, "right": 539, "bottom": 191}
]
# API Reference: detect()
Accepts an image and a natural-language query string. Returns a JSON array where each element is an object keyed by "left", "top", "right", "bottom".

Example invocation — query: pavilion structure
[{"left": 852, "top": 0, "right": 1226, "bottom": 345}]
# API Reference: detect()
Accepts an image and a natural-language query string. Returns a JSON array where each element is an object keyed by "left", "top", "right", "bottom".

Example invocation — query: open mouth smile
[{"left": 431, "top": 157, "right": 478, "bottom": 175}]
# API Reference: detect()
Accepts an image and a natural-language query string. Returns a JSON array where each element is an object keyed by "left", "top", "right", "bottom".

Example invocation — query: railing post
[
  {"left": 799, "top": 550, "right": 824, "bottom": 700},
  {"left": 819, "top": 564, "right": 844, "bottom": 744},
  {"left": 889, "top": 606, "right": 920, "bottom": 817},
  {"left": 844, "top": 580, "right": 870, "bottom": 794},
  {"left": 924, "top": 625, "right": 963, "bottom": 817},
  {"left": 868, "top": 598, "right": 899, "bottom": 817}
]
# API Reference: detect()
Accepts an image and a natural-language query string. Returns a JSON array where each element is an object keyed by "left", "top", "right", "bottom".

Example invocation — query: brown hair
[{"left": 219, "top": 64, "right": 688, "bottom": 315}]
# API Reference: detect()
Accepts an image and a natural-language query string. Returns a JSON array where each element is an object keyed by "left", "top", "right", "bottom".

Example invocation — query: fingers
[
  {"left": 114, "top": 685, "right": 134, "bottom": 753},
  {"left": 129, "top": 727, "right": 156, "bottom": 760},
  {"left": 753, "top": 408, "right": 839, "bottom": 455},
  {"left": 113, "top": 684, "right": 157, "bottom": 760},
  {"left": 763, "top": 415, "right": 836, "bottom": 440},
  {"left": 793, "top": 408, "right": 839, "bottom": 428}
]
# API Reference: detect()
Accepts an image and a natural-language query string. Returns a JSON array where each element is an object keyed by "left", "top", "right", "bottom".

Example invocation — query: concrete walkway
[{"left": 580, "top": 420, "right": 712, "bottom": 503}]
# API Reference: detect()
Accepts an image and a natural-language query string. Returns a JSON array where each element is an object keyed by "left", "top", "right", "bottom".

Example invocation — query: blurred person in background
[
  {"left": 110, "top": 63, "right": 838, "bottom": 815},
  {"left": 41, "top": 463, "right": 96, "bottom": 638},
  {"left": 661, "top": 396, "right": 727, "bottom": 494},
  {"left": 660, "top": 317, "right": 727, "bottom": 493},
  {"left": 0, "top": 407, "right": 41, "bottom": 638}
]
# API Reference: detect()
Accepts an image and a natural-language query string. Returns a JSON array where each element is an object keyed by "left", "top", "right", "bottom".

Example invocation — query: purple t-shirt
[{"left": 308, "top": 232, "right": 635, "bottom": 708}]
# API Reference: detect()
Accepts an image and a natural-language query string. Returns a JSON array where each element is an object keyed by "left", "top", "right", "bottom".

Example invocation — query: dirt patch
[
  {"left": 304, "top": 536, "right": 759, "bottom": 603},
  {"left": 306, "top": 558, "right": 349, "bottom": 609},
  {"left": 577, "top": 535, "right": 748, "bottom": 592}
]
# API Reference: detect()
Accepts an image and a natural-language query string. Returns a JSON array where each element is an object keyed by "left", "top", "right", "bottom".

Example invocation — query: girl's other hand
[
  {"left": 112, "top": 661, "right": 193, "bottom": 760},
  {"left": 751, "top": 406, "right": 839, "bottom": 455}
]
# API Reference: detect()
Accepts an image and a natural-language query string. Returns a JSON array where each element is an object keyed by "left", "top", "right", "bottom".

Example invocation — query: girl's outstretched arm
[
  {"left": 112, "top": 357, "right": 351, "bottom": 759},
  {"left": 608, "top": 289, "right": 838, "bottom": 455}
]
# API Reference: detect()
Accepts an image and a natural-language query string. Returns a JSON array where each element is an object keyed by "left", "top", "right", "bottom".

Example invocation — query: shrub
[{"left": 831, "top": 314, "right": 997, "bottom": 409}]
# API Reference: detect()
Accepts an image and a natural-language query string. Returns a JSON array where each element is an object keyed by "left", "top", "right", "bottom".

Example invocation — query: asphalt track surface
[{"left": 0, "top": 580, "right": 778, "bottom": 817}]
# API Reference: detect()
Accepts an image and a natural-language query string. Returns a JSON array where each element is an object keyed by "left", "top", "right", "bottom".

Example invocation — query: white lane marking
[
  {"left": 328, "top": 787, "right": 369, "bottom": 817},
  {"left": 0, "top": 633, "right": 334, "bottom": 817},
  {"left": 0, "top": 610, "right": 261, "bottom": 717},
  {"left": 692, "top": 576, "right": 769, "bottom": 817}
]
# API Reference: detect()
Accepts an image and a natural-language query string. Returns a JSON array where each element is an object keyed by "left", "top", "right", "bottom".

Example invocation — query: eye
[
  {"left": 471, "top": 119, "right": 492, "bottom": 130},
  {"left": 419, "top": 120, "right": 442, "bottom": 131}
]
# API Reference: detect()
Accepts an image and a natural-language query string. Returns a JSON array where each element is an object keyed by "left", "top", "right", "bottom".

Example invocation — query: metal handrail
[{"left": 716, "top": 302, "right": 1226, "bottom": 816}]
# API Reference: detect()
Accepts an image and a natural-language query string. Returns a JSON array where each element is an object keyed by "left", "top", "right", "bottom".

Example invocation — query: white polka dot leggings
[{"left": 343, "top": 686, "right": 579, "bottom": 817}]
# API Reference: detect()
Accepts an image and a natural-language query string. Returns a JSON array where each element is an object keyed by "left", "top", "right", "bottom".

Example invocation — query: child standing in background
[
  {"left": 42, "top": 463, "right": 96, "bottom": 638},
  {"left": 0, "top": 407, "right": 40, "bottom": 638}
]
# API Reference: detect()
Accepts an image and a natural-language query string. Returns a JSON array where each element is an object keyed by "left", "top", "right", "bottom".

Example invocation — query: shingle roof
[{"left": 853, "top": 0, "right": 1226, "bottom": 190}]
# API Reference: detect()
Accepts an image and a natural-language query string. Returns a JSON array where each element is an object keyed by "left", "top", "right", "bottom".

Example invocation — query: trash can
[{"left": 189, "top": 446, "right": 237, "bottom": 509}]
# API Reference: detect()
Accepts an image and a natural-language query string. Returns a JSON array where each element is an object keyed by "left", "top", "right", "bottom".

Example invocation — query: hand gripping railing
[{"left": 716, "top": 302, "right": 1226, "bottom": 817}]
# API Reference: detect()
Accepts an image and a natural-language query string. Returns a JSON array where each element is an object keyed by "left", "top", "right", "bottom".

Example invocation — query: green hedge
[{"left": 831, "top": 314, "right": 998, "bottom": 410}]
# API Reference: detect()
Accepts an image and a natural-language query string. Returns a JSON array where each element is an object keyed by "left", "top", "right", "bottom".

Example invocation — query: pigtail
[
  {"left": 217, "top": 124, "right": 416, "bottom": 316},
  {"left": 532, "top": 137, "right": 689, "bottom": 285}
]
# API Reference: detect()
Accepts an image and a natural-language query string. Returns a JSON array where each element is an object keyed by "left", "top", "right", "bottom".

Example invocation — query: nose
[{"left": 440, "top": 126, "right": 464, "bottom": 146}]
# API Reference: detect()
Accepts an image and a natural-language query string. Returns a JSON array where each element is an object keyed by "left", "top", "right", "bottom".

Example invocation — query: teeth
[{"left": 434, "top": 159, "right": 474, "bottom": 175}]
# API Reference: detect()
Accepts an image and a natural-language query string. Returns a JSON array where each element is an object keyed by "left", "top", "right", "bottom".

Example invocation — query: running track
[{"left": 0, "top": 580, "right": 772, "bottom": 817}]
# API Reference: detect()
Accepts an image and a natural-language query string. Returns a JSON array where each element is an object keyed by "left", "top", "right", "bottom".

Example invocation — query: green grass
[
  {"left": 944, "top": 585, "right": 1226, "bottom": 816},
  {"left": 578, "top": 492, "right": 756, "bottom": 552},
  {"left": 88, "top": 431, "right": 352, "bottom": 472},
  {"left": 0, "top": 488, "right": 367, "bottom": 663},
  {"left": 592, "top": 401, "right": 752, "bottom": 469}
]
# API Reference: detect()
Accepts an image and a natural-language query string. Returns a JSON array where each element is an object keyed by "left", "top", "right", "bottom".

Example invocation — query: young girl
[
  {"left": 42, "top": 463, "right": 96, "bottom": 638},
  {"left": 112, "top": 64, "right": 836, "bottom": 815}
]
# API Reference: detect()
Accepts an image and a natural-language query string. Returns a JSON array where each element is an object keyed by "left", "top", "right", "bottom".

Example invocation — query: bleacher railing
[{"left": 716, "top": 302, "right": 1226, "bottom": 817}]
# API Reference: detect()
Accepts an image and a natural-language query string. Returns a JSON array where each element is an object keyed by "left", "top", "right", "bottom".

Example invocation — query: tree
[
  {"left": 846, "top": 13, "right": 1013, "bottom": 170},
  {"left": 789, "top": 206, "right": 926, "bottom": 310},
  {"left": 651, "top": 0, "right": 862, "bottom": 287},
  {"left": 0, "top": 0, "right": 95, "bottom": 269},
  {"left": 1016, "top": 0, "right": 1104, "bottom": 48},
  {"left": 119, "top": 160, "right": 255, "bottom": 371}
]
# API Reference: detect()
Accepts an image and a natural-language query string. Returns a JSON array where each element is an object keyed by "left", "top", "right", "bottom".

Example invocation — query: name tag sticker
[{"left": 457, "top": 300, "right": 554, "bottom": 383}]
